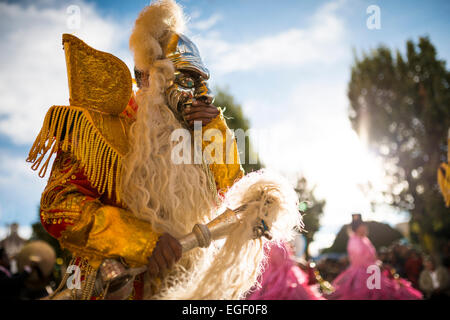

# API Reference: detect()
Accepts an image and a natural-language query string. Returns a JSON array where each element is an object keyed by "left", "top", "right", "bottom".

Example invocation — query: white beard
[
  {"left": 120, "top": 88, "right": 218, "bottom": 238},
  {"left": 118, "top": 67, "right": 285, "bottom": 300}
]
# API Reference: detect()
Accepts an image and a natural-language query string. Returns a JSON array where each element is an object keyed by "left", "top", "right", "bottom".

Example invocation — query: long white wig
[{"left": 121, "top": 0, "right": 302, "bottom": 300}]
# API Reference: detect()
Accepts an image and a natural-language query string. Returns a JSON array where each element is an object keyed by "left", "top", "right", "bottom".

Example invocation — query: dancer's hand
[
  {"left": 183, "top": 99, "right": 219, "bottom": 127},
  {"left": 147, "top": 233, "right": 182, "bottom": 278}
]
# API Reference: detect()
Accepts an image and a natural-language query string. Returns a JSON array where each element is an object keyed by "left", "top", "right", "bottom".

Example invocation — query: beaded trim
[{"left": 27, "top": 105, "right": 123, "bottom": 202}]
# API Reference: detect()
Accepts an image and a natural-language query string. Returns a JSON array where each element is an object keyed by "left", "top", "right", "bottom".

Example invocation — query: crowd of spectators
[
  {"left": 313, "top": 240, "right": 450, "bottom": 299},
  {"left": 2, "top": 222, "right": 450, "bottom": 300}
]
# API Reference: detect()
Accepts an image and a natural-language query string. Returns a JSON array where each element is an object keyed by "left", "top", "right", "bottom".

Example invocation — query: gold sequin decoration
[{"left": 62, "top": 33, "right": 132, "bottom": 116}]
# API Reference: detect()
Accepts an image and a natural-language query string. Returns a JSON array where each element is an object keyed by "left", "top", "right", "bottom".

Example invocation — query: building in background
[{"left": 0, "top": 223, "right": 27, "bottom": 273}]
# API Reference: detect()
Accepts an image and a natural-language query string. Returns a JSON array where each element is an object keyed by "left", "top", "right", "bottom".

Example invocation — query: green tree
[
  {"left": 294, "top": 176, "right": 326, "bottom": 259},
  {"left": 348, "top": 37, "right": 450, "bottom": 254},
  {"left": 213, "top": 86, "right": 262, "bottom": 173}
]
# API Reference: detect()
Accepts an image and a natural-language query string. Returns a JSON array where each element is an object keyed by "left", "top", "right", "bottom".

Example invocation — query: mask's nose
[
  {"left": 195, "top": 94, "right": 214, "bottom": 105},
  {"left": 194, "top": 80, "right": 214, "bottom": 104}
]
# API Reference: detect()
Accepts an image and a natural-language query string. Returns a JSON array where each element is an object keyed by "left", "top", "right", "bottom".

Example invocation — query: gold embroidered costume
[{"left": 27, "top": 34, "right": 243, "bottom": 299}]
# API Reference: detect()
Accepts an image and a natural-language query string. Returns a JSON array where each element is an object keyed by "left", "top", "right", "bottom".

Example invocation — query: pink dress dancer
[
  {"left": 327, "top": 233, "right": 422, "bottom": 300},
  {"left": 246, "top": 242, "right": 323, "bottom": 300}
]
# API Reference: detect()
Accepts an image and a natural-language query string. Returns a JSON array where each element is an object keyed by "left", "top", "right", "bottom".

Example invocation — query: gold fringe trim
[
  {"left": 27, "top": 105, "right": 123, "bottom": 202},
  {"left": 81, "top": 264, "right": 98, "bottom": 300}
]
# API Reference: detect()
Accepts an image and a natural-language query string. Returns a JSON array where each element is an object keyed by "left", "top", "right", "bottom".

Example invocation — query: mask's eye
[{"left": 175, "top": 75, "right": 196, "bottom": 89}]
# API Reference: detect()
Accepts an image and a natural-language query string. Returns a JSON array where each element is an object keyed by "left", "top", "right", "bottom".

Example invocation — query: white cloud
[
  {"left": 190, "top": 13, "right": 222, "bottom": 31},
  {"left": 192, "top": 0, "right": 347, "bottom": 74},
  {"left": 0, "top": 0, "right": 129, "bottom": 145},
  {"left": 0, "top": 152, "right": 48, "bottom": 225}
]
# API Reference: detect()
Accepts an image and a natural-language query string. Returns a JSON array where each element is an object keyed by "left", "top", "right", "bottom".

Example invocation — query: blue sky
[{"left": 0, "top": 0, "right": 449, "bottom": 255}]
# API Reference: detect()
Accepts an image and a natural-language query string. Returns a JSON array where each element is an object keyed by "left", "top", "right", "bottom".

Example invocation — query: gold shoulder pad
[
  {"left": 28, "top": 34, "right": 133, "bottom": 202},
  {"left": 63, "top": 33, "right": 132, "bottom": 115}
]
